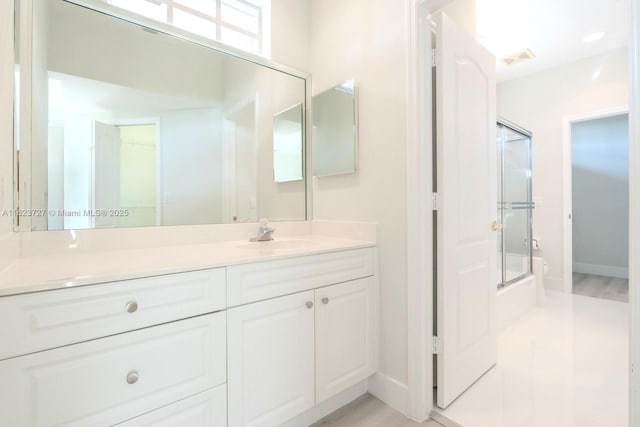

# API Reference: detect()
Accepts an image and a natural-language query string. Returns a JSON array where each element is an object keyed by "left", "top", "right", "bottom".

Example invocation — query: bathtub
[{"left": 496, "top": 257, "right": 545, "bottom": 333}]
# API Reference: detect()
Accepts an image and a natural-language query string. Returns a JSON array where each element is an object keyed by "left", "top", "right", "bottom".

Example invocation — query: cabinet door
[
  {"left": 315, "top": 277, "right": 377, "bottom": 402},
  {"left": 227, "top": 291, "right": 315, "bottom": 427}
]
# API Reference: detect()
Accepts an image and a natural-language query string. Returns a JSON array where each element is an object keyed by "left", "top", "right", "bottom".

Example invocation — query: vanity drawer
[
  {"left": 0, "top": 312, "right": 226, "bottom": 427},
  {"left": 115, "top": 385, "right": 226, "bottom": 426},
  {"left": 0, "top": 268, "right": 226, "bottom": 360},
  {"left": 227, "top": 247, "right": 375, "bottom": 306}
]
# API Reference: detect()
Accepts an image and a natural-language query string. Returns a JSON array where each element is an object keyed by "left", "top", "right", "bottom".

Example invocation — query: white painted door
[
  {"left": 93, "top": 121, "right": 121, "bottom": 228},
  {"left": 227, "top": 291, "right": 315, "bottom": 427},
  {"left": 315, "top": 277, "right": 377, "bottom": 403},
  {"left": 435, "top": 12, "right": 498, "bottom": 408}
]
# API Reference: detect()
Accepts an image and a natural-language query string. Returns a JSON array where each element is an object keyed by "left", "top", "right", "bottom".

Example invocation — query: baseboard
[
  {"left": 281, "top": 380, "right": 368, "bottom": 427},
  {"left": 431, "top": 410, "right": 463, "bottom": 427},
  {"left": 573, "top": 262, "right": 629, "bottom": 279},
  {"left": 544, "top": 276, "right": 565, "bottom": 292},
  {"left": 367, "top": 372, "right": 409, "bottom": 415}
]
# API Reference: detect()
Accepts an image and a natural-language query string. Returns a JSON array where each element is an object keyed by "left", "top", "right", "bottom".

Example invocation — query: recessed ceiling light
[{"left": 583, "top": 31, "right": 606, "bottom": 43}]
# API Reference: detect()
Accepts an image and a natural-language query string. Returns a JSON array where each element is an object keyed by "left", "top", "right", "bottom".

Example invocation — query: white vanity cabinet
[
  {"left": 0, "top": 243, "right": 377, "bottom": 427},
  {"left": 0, "top": 268, "right": 228, "bottom": 427},
  {"left": 227, "top": 247, "right": 377, "bottom": 427}
]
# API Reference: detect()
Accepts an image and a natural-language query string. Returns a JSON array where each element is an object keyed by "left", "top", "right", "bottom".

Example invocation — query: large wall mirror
[{"left": 14, "top": 0, "right": 308, "bottom": 231}]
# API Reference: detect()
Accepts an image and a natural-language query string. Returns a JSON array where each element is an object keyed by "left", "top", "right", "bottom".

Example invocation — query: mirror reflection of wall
[
  {"left": 273, "top": 104, "right": 303, "bottom": 183},
  {"left": 15, "top": 0, "right": 308, "bottom": 231},
  {"left": 312, "top": 80, "right": 357, "bottom": 177}
]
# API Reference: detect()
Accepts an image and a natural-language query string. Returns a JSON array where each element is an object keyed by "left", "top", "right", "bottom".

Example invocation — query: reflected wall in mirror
[
  {"left": 312, "top": 80, "right": 357, "bottom": 177},
  {"left": 14, "top": 0, "right": 308, "bottom": 231},
  {"left": 273, "top": 103, "right": 303, "bottom": 183}
]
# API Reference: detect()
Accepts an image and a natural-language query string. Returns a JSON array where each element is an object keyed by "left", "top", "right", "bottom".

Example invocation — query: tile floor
[
  {"left": 436, "top": 291, "right": 629, "bottom": 427},
  {"left": 572, "top": 272, "right": 629, "bottom": 302}
]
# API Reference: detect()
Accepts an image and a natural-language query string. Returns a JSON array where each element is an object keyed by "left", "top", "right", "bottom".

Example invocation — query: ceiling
[
  {"left": 475, "top": 0, "right": 629, "bottom": 82},
  {"left": 48, "top": 71, "right": 217, "bottom": 125}
]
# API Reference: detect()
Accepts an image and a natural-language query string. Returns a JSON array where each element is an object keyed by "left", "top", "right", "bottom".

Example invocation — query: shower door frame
[{"left": 497, "top": 117, "right": 533, "bottom": 288}]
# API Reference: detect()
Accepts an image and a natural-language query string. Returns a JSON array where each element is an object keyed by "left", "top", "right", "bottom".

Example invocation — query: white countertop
[{"left": 0, "top": 235, "right": 375, "bottom": 297}]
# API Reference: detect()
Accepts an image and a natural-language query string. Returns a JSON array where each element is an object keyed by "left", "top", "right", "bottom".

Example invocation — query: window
[{"left": 103, "top": 0, "right": 270, "bottom": 56}]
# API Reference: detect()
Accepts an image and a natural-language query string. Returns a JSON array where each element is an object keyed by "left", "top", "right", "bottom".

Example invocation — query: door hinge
[
  {"left": 432, "top": 336, "right": 439, "bottom": 354},
  {"left": 432, "top": 192, "right": 439, "bottom": 211},
  {"left": 432, "top": 48, "right": 437, "bottom": 67}
]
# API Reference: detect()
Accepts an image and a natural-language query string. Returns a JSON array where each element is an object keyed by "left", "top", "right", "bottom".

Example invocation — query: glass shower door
[{"left": 497, "top": 121, "right": 533, "bottom": 287}]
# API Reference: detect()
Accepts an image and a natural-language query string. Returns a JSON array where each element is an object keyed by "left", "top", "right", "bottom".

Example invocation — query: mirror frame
[{"left": 12, "top": 0, "right": 313, "bottom": 231}]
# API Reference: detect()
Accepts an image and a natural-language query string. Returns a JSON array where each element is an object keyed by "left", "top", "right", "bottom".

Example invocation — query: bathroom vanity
[
  {"left": 0, "top": 237, "right": 378, "bottom": 427},
  {"left": 3, "top": 0, "right": 375, "bottom": 424}
]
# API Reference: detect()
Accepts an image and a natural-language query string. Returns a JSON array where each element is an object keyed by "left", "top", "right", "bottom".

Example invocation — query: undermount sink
[{"left": 237, "top": 239, "right": 321, "bottom": 250}]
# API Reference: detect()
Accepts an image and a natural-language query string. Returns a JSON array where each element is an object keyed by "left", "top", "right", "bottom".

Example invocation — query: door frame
[
  {"left": 405, "top": 0, "right": 437, "bottom": 420},
  {"left": 95, "top": 117, "right": 162, "bottom": 226},
  {"left": 561, "top": 106, "right": 628, "bottom": 294},
  {"left": 407, "top": 0, "right": 640, "bottom": 424},
  {"left": 629, "top": 2, "right": 640, "bottom": 423}
]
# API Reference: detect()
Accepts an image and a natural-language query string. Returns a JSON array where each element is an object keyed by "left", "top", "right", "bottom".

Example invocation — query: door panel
[
  {"left": 93, "top": 121, "right": 121, "bottom": 228},
  {"left": 315, "top": 277, "right": 377, "bottom": 402},
  {"left": 227, "top": 291, "right": 315, "bottom": 427},
  {"left": 435, "top": 12, "right": 498, "bottom": 408}
]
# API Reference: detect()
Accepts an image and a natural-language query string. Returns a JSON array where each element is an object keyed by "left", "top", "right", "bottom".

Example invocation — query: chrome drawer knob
[
  {"left": 321, "top": 297, "right": 329, "bottom": 305},
  {"left": 125, "top": 301, "right": 138, "bottom": 313},
  {"left": 127, "top": 370, "right": 139, "bottom": 385},
  {"left": 305, "top": 301, "right": 313, "bottom": 309}
]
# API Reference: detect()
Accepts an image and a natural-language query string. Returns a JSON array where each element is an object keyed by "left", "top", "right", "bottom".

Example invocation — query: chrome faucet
[{"left": 250, "top": 218, "right": 275, "bottom": 242}]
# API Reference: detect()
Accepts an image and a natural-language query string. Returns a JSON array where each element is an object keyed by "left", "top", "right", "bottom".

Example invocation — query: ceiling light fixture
[
  {"left": 500, "top": 49, "right": 536, "bottom": 66},
  {"left": 583, "top": 31, "right": 606, "bottom": 43}
]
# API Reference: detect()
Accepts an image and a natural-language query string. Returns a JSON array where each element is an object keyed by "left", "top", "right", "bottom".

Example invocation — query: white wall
[
  {"left": 572, "top": 114, "right": 629, "bottom": 277},
  {"left": 271, "top": 0, "right": 310, "bottom": 71},
  {"left": 310, "top": 0, "right": 410, "bottom": 407},
  {"left": 161, "top": 109, "right": 224, "bottom": 225},
  {"left": 497, "top": 47, "right": 628, "bottom": 287}
]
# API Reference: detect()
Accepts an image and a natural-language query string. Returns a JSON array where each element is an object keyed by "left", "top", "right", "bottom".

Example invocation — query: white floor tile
[{"left": 437, "top": 291, "right": 629, "bottom": 427}]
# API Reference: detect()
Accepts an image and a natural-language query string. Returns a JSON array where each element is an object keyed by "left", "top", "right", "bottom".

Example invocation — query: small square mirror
[{"left": 312, "top": 80, "right": 357, "bottom": 177}]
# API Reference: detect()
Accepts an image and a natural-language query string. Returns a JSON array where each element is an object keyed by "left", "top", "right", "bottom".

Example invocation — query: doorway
[
  {"left": 92, "top": 119, "right": 160, "bottom": 228},
  {"left": 565, "top": 111, "right": 629, "bottom": 302}
]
